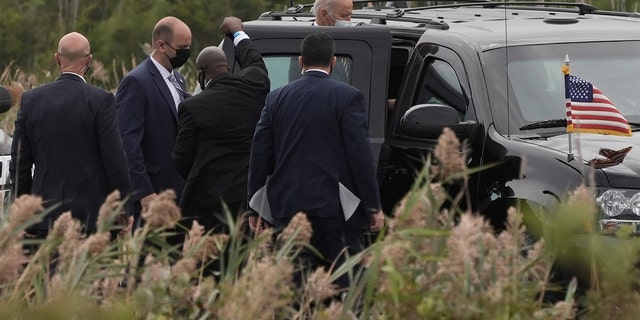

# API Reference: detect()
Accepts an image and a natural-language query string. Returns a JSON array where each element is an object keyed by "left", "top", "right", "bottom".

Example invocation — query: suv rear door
[{"left": 222, "top": 24, "right": 392, "bottom": 168}]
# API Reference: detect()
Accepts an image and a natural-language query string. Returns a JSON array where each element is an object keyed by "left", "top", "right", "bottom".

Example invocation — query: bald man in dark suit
[
  {"left": 116, "top": 16, "right": 192, "bottom": 218},
  {"left": 10, "top": 32, "right": 132, "bottom": 235}
]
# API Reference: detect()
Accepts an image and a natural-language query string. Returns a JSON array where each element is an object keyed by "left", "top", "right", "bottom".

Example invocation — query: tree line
[
  {"left": 0, "top": 0, "right": 286, "bottom": 83},
  {"left": 0, "top": 0, "right": 637, "bottom": 89}
]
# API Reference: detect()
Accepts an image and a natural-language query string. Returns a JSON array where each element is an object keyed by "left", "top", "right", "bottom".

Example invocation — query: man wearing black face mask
[
  {"left": 172, "top": 16, "right": 269, "bottom": 233},
  {"left": 10, "top": 32, "right": 133, "bottom": 237},
  {"left": 115, "top": 16, "right": 191, "bottom": 221}
]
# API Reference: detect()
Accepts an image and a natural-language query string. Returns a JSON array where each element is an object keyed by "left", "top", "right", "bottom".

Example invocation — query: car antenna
[
  {"left": 563, "top": 54, "right": 575, "bottom": 162},
  {"left": 503, "top": 4, "right": 510, "bottom": 139}
]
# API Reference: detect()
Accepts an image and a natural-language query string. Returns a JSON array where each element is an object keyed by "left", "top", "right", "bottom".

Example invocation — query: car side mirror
[{"left": 400, "top": 103, "right": 476, "bottom": 139}]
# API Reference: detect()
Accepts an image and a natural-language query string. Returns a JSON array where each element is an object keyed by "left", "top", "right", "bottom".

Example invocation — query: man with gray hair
[{"left": 312, "top": 0, "right": 353, "bottom": 26}]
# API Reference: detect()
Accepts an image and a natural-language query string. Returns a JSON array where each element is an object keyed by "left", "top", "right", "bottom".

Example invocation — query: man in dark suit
[
  {"left": 10, "top": 32, "right": 132, "bottom": 235},
  {"left": 248, "top": 32, "right": 385, "bottom": 288},
  {"left": 116, "top": 16, "right": 191, "bottom": 218},
  {"left": 173, "top": 16, "right": 270, "bottom": 232}
]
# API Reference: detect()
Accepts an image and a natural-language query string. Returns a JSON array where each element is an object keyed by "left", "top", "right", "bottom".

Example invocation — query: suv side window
[
  {"left": 262, "top": 55, "right": 353, "bottom": 90},
  {"left": 392, "top": 43, "right": 471, "bottom": 138},
  {"left": 413, "top": 58, "right": 466, "bottom": 114}
]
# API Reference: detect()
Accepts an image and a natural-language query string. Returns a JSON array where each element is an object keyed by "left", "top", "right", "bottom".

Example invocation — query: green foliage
[
  {"left": 1, "top": 0, "right": 637, "bottom": 92},
  {"left": 0, "top": 0, "right": 285, "bottom": 88}
]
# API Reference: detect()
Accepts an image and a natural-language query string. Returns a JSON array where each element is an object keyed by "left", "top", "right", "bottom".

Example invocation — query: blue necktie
[{"left": 168, "top": 73, "right": 191, "bottom": 100}]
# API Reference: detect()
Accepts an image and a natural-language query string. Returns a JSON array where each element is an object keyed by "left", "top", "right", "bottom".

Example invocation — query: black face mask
[
  {"left": 170, "top": 48, "right": 190, "bottom": 69},
  {"left": 164, "top": 42, "right": 191, "bottom": 69}
]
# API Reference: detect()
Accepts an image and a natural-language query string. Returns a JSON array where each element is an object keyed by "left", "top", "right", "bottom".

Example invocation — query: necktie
[{"left": 168, "top": 73, "right": 191, "bottom": 101}]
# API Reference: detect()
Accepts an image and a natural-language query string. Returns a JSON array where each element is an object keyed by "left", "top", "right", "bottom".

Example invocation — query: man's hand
[
  {"left": 140, "top": 193, "right": 158, "bottom": 213},
  {"left": 369, "top": 211, "right": 385, "bottom": 233},
  {"left": 220, "top": 16, "right": 243, "bottom": 37},
  {"left": 248, "top": 215, "right": 265, "bottom": 235},
  {"left": 119, "top": 215, "right": 135, "bottom": 235}
]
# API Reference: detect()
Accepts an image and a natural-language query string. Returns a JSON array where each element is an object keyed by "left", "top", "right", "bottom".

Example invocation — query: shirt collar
[
  {"left": 61, "top": 72, "right": 86, "bottom": 83},
  {"left": 305, "top": 68, "right": 329, "bottom": 75},
  {"left": 150, "top": 55, "right": 172, "bottom": 79}
]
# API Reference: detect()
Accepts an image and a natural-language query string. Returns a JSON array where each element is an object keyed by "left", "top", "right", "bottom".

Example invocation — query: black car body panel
[{"left": 227, "top": 1, "right": 640, "bottom": 232}]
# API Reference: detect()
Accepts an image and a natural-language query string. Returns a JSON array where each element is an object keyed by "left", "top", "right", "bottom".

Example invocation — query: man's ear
[
  {"left": 298, "top": 56, "right": 304, "bottom": 71},
  {"left": 331, "top": 56, "right": 337, "bottom": 69},
  {"left": 54, "top": 53, "right": 61, "bottom": 67}
]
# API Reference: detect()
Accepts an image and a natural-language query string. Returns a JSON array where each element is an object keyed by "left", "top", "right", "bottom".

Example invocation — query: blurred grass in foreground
[{"left": 1, "top": 72, "right": 640, "bottom": 319}]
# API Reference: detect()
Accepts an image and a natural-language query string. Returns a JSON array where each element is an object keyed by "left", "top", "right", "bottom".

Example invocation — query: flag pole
[{"left": 563, "top": 54, "right": 574, "bottom": 162}]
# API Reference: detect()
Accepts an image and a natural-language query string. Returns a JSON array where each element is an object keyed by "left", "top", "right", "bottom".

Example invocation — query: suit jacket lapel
[{"left": 145, "top": 59, "right": 179, "bottom": 122}]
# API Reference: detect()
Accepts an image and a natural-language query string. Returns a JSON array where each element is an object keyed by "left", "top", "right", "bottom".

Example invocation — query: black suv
[{"left": 223, "top": 1, "right": 640, "bottom": 234}]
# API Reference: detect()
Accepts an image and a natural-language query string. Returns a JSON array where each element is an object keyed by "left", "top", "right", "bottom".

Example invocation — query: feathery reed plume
[
  {"left": 197, "top": 234, "right": 229, "bottom": 263},
  {"left": 430, "top": 183, "right": 447, "bottom": 207},
  {"left": 182, "top": 220, "right": 228, "bottom": 263},
  {"left": 47, "top": 274, "right": 66, "bottom": 299},
  {"left": 56, "top": 212, "right": 84, "bottom": 264},
  {"left": 49, "top": 211, "right": 74, "bottom": 239},
  {"left": 88, "top": 59, "right": 110, "bottom": 84},
  {"left": 96, "top": 190, "right": 122, "bottom": 232},
  {"left": 217, "top": 256, "right": 294, "bottom": 319},
  {"left": 0, "top": 243, "right": 27, "bottom": 284},
  {"left": 389, "top": 191, "right": 430, "bottom": 231},
  {"left": 0, "top": 195, "right": 43, "bottom": 244},
  {"left": 318, "top": 301, "right": 355, "bottom": 320},
  {"left": 254, "top": 228, "right": 275, "bottom": 257},
  {"left": 433, "top": 127, "right": 467, "bottom": 180},
  {"left": 141, "top": 190, "right": 181, "bottom": 230},
  {"left": 278, "top": 212, "right": 312, "bottom": 245},
  {"left": 567, "top": 184, "right": 595, "bottom": 208},
  {"left": 437, "top": 213, "right": 497, "bottom": 290},
  {"left": 172, "top": 258, "right": 196, "bottom": 280},
  {"left": 304, "top": 267, "right": 339, "bottom": 304},
  {"left": 141, "top": 259, "right": 171, "bottom": 285},
  {"left": 78, "top": 232, "right": 111, "bottom": 258},
  {"left": 182, "top": 220, "right": 204, "bottom": 256}
]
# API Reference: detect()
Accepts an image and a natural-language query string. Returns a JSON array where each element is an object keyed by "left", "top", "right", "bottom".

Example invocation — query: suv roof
[{"left": 256, "top": 1, "right": 640, "bottom": 48}]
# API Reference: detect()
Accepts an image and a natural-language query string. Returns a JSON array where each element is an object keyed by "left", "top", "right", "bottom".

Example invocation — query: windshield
[{"left": 484, "top": 41, "right": 640, "bottom": 135}]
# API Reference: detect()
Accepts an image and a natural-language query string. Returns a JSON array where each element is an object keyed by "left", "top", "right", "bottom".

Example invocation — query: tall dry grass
[{"left": 1, "top": 71, "right": 640, "bottom": 318}]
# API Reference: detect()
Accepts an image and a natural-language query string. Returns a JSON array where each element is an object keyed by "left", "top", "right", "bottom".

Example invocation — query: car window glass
[
  {"left": 263, "top": 55, "right": 353, "bottom": 91},
  {"left": 413, "top": 58, "right": 466, "bottom": 114},
  {"left": 508, "top": 60, "right": 565, "bottom": 121}
]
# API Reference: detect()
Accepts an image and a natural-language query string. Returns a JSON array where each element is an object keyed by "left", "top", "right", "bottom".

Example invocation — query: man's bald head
[
  {"left": 151, "top": 16, "right": 192, "bottom": 70},
  {"left": 195, "top": 46, "right": 229, "bottom": 89},
  {"left": 152, "top": 16, "right": 191, "bottom": 49},
  {"left": 57, "top": 32, "right": 90, "bottom": 60},
  {"left": 55, "top": 32, "right": 92, "bottom": 75}
]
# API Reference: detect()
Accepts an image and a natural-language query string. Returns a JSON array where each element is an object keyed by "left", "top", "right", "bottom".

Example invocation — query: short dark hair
[{"left": 301, "top": 32, "right": 335, "bottom": 68}]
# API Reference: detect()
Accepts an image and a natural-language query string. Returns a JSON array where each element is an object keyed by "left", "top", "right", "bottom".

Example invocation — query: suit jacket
[
  {"left": 173, "top": 38, "right": 270, "bottom": 227},
  {"left": 10, "top": 73, "right": 132, "bottom": 232},
  {"left": 248, "top": 71, "right": 381, "bottom": 228},
  {"left": 115, "top": 58, "right": 186, "bottom": 213}
]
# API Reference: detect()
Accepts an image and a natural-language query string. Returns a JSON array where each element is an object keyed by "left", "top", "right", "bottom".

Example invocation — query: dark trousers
[{"left": 274, "top": 216, "right": 366, "bottom": 289}]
